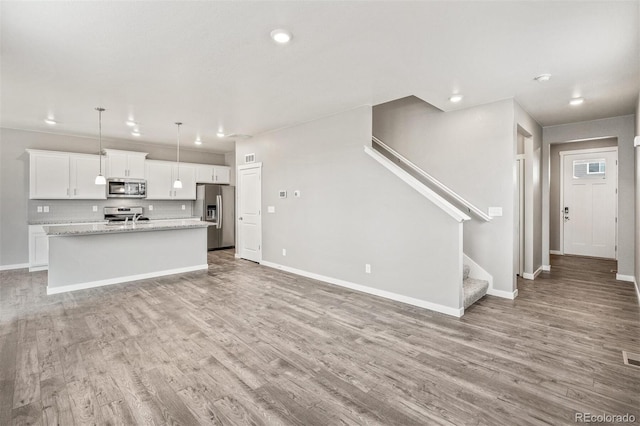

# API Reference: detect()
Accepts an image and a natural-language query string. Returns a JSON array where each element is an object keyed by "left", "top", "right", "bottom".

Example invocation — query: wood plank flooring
[{"left": 1, "top": 251, "right": 639, "bottom": 425}]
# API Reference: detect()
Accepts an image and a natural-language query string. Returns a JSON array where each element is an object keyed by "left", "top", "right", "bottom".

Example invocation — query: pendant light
[
  {"left": 94, "top": 107, "right": 106, "bottom": 185},
  {"left": 173, "top": 122, "right": 183, "bottom": 189}
]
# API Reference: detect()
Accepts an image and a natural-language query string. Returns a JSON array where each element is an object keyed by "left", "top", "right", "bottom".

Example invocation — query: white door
[
  {"left": 516, "top": 158, "right": 524, "bottom": 276},
  {"left": 562, "top": 149, "right": 617, "bottom": 258},
  {"left": 237, "top": 164, "right": 262, "bottom": 262}
]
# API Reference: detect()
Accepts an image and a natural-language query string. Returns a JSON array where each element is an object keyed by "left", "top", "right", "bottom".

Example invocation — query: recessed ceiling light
[
  {"left": 569, "top": 97, "right": 585, "bottom": 106},
  {"left": 44, "top": 118, "right": 57, "bottom": 125},
  {"left": 534, "top": 73, "right": 552, "bottom": 82},
  {"left": 216, "top": 132, "right": 225, "bottom": 138},
  {"left": 270, "top": 29, "right": 292, "bottom": 44},
  {"left": 449, "top": 94, "right": 463, "bottom": 103},
  {"left": 194, "top": 138, "right": 202, "bottom": 145},
  {"left": 131, "top": 130, "right": 141, "bottom": 137},
  {"left": 126, "top": 120, "right": 137, "bottom": 127}
]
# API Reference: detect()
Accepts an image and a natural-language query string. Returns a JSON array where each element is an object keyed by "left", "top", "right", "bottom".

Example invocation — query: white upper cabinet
[
  {"left": 213, "top": 166, "right": 230, "bottom": 184},
  {"left": 145, "top": 160, "right": 196, "bottom": 200},
  {"left": 104, "top": 149, "right": 148, "bottom": 178},
  {"left": 28, "top": 150, "right": 71, "bottom": 199},
  {"left": 27, "top": 150, "right": 106, "bottom": 199},
  {"left": 69, "top": 154, "right": 107, "bottom": 199},
  {"left": 195, "top": 164, "right": 230, "bottom": 184}
]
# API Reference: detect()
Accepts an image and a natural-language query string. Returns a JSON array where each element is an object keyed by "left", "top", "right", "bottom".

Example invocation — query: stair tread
[{"left": 463, "top": 277, "right": 489, "bottom": 309}]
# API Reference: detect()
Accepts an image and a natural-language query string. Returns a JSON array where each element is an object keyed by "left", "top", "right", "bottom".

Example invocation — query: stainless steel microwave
[{"left": 107, "top": 178, "right": 146, "bottom": 198}]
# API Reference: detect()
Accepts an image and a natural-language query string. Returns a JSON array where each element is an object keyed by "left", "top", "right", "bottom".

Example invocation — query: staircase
[{"left": 463, "top": 264, "right": 489, "bottom": 309}]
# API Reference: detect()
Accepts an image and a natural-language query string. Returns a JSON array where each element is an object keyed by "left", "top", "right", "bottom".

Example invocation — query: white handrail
[{"left": 372, "top": 136, "right": 492, "bottom": 222}]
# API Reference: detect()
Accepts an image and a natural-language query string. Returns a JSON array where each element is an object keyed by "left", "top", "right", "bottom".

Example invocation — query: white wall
[
  {"left": 235, "top": 106, "right": 463, "bottom": 312},
  {"left": 372, "top": 97, "right": 516, "bottom": 293},
  {"left": 542, "top": 115, "right": 635, "bottom": 276},
  {"left": 0, "top": 127, "right": 226, "bottom": 268}
]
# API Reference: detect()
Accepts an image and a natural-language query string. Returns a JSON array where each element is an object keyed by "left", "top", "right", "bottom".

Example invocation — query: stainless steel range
[{"left": 104, "top": 206, "right": 149, "bottom": 223}]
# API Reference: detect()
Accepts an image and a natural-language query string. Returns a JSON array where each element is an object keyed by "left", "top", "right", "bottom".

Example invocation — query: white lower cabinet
[
  {"left": 145, "top": 160, "right": 196, "bottom": 200},
  {"left": 29, "top": 225, "right": 49, "bottom": 271}
]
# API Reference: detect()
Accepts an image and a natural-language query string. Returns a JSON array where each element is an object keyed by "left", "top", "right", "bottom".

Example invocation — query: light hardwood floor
[{"left": 1, "top": 251, "right": 639, "bottom": 425}]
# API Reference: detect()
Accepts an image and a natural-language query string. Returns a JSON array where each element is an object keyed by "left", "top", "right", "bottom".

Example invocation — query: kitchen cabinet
[
  {"left": 29, "top": 225, "right": 49, "bottom": 271},
  {"left": 27, "top": 150, "right": 106, "bottom": 199},
  {"left": 195, "top": 164, "right": 231, "bottom": 184},
  {"left": 104, "top": 149, "right": 147, "bottom": 178},
  {"left": 145, "top": 160, "right": 196, "bottom": 200}
]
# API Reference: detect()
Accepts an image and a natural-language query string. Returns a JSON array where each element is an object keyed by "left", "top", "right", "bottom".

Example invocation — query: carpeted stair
[{"left": 463, "top": 264, "right": 489, "bottom": 309}]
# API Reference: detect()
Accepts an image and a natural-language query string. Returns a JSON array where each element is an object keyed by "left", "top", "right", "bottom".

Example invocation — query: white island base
[{"left": 46, "top": 225, "right": 208, "bottom": 295}]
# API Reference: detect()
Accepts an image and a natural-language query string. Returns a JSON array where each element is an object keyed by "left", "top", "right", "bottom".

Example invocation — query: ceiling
[{"left": 2, "top": 1, "right": 638, "bottom": 153}]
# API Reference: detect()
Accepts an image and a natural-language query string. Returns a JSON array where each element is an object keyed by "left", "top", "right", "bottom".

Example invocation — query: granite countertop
[
  {"left": 29, "top": 219, "right": 108, "bottom": 225},
  {"left": 44, "top": 219, "right": 211, "bottom": 236},
  {"left": 29, "top": 216, "right": 200, "bottom": 225}
]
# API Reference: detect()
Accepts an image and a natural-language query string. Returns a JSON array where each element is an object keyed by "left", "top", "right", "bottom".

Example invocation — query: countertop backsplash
[{"left": 28, "top": 199, "right": 197, "bottom": 224}]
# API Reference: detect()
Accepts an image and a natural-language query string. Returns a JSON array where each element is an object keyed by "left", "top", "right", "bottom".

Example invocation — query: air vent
[
  {"left": 245, "top": 153, "right": 255, "bottom": 164},
  {"left": 228, "top": 134, "right": 253, "bottom": 140},
  {"left": 623, "top": 351, "right": 640, "bottom": 367}
]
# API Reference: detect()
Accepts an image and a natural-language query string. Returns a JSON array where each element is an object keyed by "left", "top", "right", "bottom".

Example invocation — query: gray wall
[
  {"left": 515, "top": 102, "right": 543, "bottom": 275},
  {"left": 0, "top": 127, "right": 226, "bottom": 267},
  {"left": 549, "top": 138, "right": 618, "bottom": 252},
  {"left": 372, "top": 97, "right": 516, "bottom": 293},
  {"left": 542, "top": 115, "right": 635, "bottom": 276},
  {"left": 235, "top": 106, "right": 462, "bottom": 310}
]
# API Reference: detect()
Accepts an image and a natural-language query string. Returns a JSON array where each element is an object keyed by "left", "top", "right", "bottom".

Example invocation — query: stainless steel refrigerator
[{"left": 196, "top": 184, "right": 235, "bottom": 250}]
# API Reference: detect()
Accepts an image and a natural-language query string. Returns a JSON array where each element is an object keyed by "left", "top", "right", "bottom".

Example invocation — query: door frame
[
  {"left": 516, "top": 155, "right": 525, "bottom": 276},
  {"left": 236, "top": 162, "right": 262, "bottom": 262},
  {"left": 558, "top": 147, "right": 618, "bottom": 258}
]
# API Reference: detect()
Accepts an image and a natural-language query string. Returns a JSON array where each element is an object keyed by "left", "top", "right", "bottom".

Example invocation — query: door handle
[{"left": 217, "top": 195, "right": 222, "bottom": 229}]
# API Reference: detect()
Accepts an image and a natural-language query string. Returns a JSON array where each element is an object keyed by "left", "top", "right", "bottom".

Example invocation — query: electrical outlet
[
  {"left": 365, "top": 264, "right": 371, "bottom": 274},
  {"left": 37, "top": 206, "right": 43, "bottom": 213},
  {"left": 92, "top": 205, "right": 98, "bottom": 212},
  {"left": 282, "top": 249, "right": 287, "bottom": 256},
  {"left": 181, "top": 204, "right": 186, "bottom": 210},
  {"left": 43, "top": 206, "right": 49, "bottom": 213},
  {"left": 148, "top": 205, "right": 154, "bottom": 211}
]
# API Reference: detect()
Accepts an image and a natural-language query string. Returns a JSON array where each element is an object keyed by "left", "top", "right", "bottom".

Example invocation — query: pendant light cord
[
  {"left": 96, "top": 107, "right": 105, "bottom": 175},
  {"left": 175, "top": 122, "right": 182, "bottom": 179}
]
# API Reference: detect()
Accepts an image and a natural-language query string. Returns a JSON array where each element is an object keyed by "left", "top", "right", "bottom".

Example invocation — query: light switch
[
  {"left": 488, "top": 207, "right": 503, "bottom": 217},
  {"left": 148, "top": 205, "right": 154, "bottom": 211},
  {"left": 267, "top": 206, "right": 275, "bottom": 213},
  {"left": 294, "top": 190, "right": 301, "bottom": 198},
  {"left": 181, "top": 205, "right": 186, "bottom": 210}
]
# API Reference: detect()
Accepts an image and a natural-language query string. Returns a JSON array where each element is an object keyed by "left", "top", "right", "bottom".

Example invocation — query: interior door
[
  {"left": 562, "top": 150, "right": 617, "bottom": 258},
  {"left": 237, "top": 165, "right": 261, "bottom": 262}
]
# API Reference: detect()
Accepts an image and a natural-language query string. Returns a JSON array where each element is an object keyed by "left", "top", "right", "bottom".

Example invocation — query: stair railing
[{"left": 372, "top": 136, "right": 492, "bottom": 222}]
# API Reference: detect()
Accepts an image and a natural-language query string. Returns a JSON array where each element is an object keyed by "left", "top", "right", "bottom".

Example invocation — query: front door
[
  {"left": 237, "top": 164, "right": 262, "bottom": 262},
  {"left": 562, "top": 149, "right": 617, "bottom": 258}
]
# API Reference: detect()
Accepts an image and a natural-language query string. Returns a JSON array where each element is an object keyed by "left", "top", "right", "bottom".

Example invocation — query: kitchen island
[{"left": 44, "top": 219, "right": 210, "bottom": 294}]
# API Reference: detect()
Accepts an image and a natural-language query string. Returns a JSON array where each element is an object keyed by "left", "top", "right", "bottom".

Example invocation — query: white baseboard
[
  {"left": 522, "top": 266, "right": 542, "bottom": 281},
  {"left": 29, "top": 265, "right": 48, "bottom": 272},
  {"left": 0, "top": 263, "right": 29, "bottom": 271},
  {"left": 541, "top": 265, "right": 551, "bottom": 272},
  {"left": 486, "top": 288, "right": 518, "bottom": 300},
  {"left": 549, "top": 250, "right": 562, "bottom": 255},
  {"left": 634, "top": 280, "right": 640, "bottom": 304},
  {"left": 47, "top": 264, "right": 209, "bottom": 295},
  {"left": 260, "top": 260, "right": 464, "bottom": 318},
  {"left": 616, "top": 274, "right": 635, "bottom": 283},
  {"left": 234, "top": 253, "right": 241, "bottom": 259}
]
